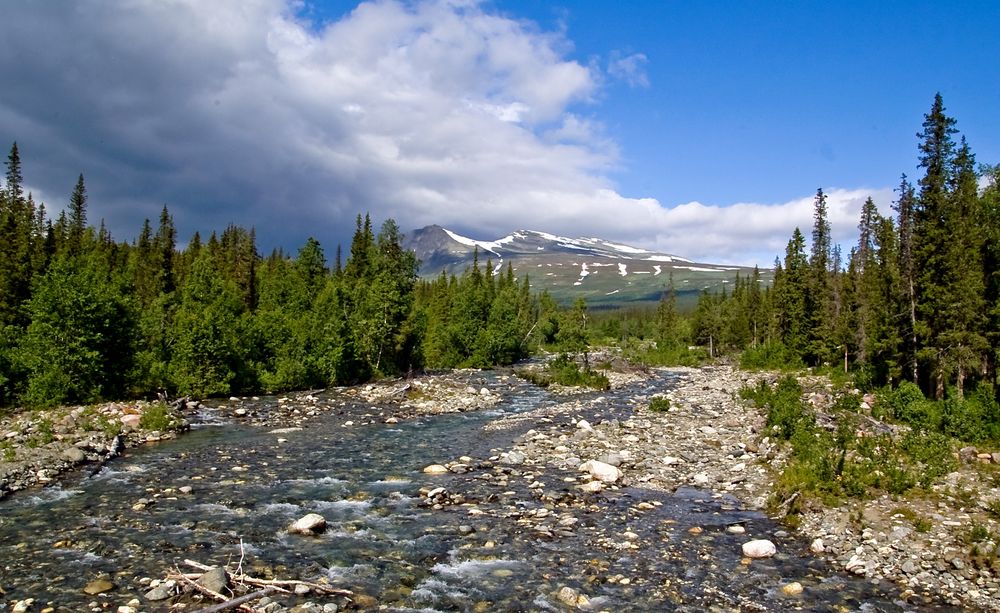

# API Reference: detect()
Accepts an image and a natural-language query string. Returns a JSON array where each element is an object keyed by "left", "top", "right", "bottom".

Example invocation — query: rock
[
  {"left": 120, "top": 414, "right": 141, "bottom": 429},
  {"left": 62, "top": 446, "right": 86, "bottom": 463},
  {"left": 576, "top": 419, "right": 592, "bottom": 431},
  {"left": 288, "top": 513, "right": 327, "bottom": 535},
  {"left": 726, "top": 525, "right": 746, "bottom": 535},
  {"left": 597, "top": 452, "right": 623, "bottom": 467},
  {"left": 959, "top": 446, "right": 978, "bottom": 463},
  {"left": 12, "top": 599, "right": 33, "bottom": 613},
  {"left": 422, "top": 464, "right": 450, "bottom": 475},
  {"left": 781, "top": 581, "right": 804, "bottom": 596},
  {"left": 502, "top": 451, "right": 526, "bottom": 465},
  {"left": 556, "top": 586, "right": 581, "bottom": 607},
  {"left": 83, "top": 578, "right": 115, "bottom": 595},
  {"left": 662, "top": 456, "right": 682, "bottom": 466},
  {"left": 577, "top": 481, "right": 604, "bottom": 493},
  {"left": 579, "top": 460, "right": 622, "bottom": 483},
  {"left": 178, "top": 485, "right": 193, "bottom": 495},
  {"left": 741, "top": 539, "right": 776, "bottom": 559},
  {"left": 197, "top": 567, "right": 229, "bottom": 594},
  {"left": 810, "top": 538, "right": 824, "bottom": 553},
  {"left": 145, "top": 584, "right": 174, "bottom": 600}
]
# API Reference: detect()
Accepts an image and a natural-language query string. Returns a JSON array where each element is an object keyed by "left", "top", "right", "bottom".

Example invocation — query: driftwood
[
  {"left": 191, "top": 587, "right": 277, "bottom": 613},
  {"left": 169, "top": 557, "right": 355, "bottom": 612}
]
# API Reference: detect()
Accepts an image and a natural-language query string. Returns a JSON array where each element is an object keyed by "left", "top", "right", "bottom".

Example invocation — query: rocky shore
[
  {"left": 0, "top": 400, "right": 188, "bottom": 499},
  {"left": 469, "top": 364, "right": 1000, "bottom": 611}
]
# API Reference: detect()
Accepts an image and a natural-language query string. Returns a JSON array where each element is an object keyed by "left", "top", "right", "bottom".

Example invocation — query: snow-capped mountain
[{"left": 403, "top": 225, "right": 768, "bottom": 306}]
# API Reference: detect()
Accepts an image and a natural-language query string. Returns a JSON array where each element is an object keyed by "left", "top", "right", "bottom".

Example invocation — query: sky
[{"left": 1, "top": 0, "right": 998, "bottom": 266}]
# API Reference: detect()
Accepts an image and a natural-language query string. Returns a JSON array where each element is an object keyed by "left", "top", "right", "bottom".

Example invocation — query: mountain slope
[{"left": 403, "top": 225, "right": 770, "bottom": 307}]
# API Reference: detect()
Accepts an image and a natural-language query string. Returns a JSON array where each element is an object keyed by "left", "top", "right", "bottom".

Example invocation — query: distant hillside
[{"left": 403, "top": 225, "right": 770, "bottom": 308}]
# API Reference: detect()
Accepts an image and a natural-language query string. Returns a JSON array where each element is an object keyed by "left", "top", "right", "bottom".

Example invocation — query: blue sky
[{"left": 1, "top": 1, "right": 997, "bottom": 265}]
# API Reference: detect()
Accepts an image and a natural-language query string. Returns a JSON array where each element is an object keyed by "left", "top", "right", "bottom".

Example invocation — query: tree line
[
  {"left": 687, "top": 94, "right": 1000, "bottom": 403},
  {"left": 0, "top": 148, "right": 557, "bottom": 407}
]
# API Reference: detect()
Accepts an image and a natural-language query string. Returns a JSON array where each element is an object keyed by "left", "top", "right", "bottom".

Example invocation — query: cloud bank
[{"left": 0, "top": 0, "right": 887, "bottom": 266}]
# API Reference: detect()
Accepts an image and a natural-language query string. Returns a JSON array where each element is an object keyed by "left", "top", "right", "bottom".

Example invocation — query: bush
[
  {"left": 739, "top": 342, "right": 803, "bottom": 371},
  {"left": 139, "top": 403, "right": 175, "bottom": 431},
  {"left": 648, "top": 397, "right": 671, "bottom": 412}
]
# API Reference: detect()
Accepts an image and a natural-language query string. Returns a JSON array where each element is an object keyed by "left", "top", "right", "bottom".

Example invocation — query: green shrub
[
  {"left": 739, "top": 342, "right": 803, "bottom": 371},
  {"left": 648, "top": 397, "right": 671, "bottom": 412},
  {"left": 139, "top": 403, "right": 174, "bottom": 431}
]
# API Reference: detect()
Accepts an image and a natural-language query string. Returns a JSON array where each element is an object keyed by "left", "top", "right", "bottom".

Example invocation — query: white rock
[
  {"left": 422, "top": 464, "right": 450, "bottom": 474},
  {"left": 726, "top": 525, "right": 746, "bottom": 535},
  {"left": 576, "top": 419, "right": 593, "bottom": 431},
  {"left": 577, "top": 481, "right": 605, "bottom": 493},
  {"left": 288, "top": 513, "right": 327, "bottom": 535},
  {"left": 741, "top": 539, "right": 776, "bottom": 558},
  {"left": 810, "top": 538, "right": 824, "bottom": 553},
  {"left": 579, "top": 460, "right": 622, "bottom": 483},
  {"left": 662, "top": 456, "right": 682, "bottom": 465}
]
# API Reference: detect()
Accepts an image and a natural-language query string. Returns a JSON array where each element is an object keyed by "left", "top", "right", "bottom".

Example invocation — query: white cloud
[
  {"left": 607, "top": 51, "right": 650, "bottom": 88},
  {"left": 0, "top": 0, "right": 887, "bottom": 267}
]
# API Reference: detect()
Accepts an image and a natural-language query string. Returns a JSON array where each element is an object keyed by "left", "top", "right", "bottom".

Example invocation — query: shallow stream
[{"left": 0, "top": 370, "right": 938, "bottom": 611}]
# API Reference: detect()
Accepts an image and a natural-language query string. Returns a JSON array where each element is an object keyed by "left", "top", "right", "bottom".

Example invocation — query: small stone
[
  {"left": 197, "top": 567, "right": 229, "bottom": 594},
  {"left": 741, "top": 539, "right": 776, "bottom": 559},
  {"left": 62, "top": 447, "right": 87, "bottom": 463},
  {"left": 556, "top": 586, "right": 580, "bottom": 607},
  {"left": 503, "top": 450, "right": 526, "bottom": 465},
  {"left": 145, "top": 585, "right": 173, "bottom": 601},
  {"left": 810, "top": 538, "right": 824, "bottom": 553},
  {"left": 178, "top": 485, "right": 193, "bottom": 495},
  {"left": 288, "top": 513, "right": 327, "bottom": 535},
  {"left": 579, "top": 460, "right": 622, "bottom": 483},
  {"left": 726, "top": 525, "right": 746, "bottom": 535},
  {"left": 12, "top": 599, "right": 34, "bottom": 613},
  {"left": 781, "top": 582, "right": 804, "bottom": 596},
  {"left": 577, "top": 481, "right": 604, "bottom": 493},
  {"left": 83, "top": 578, "right": 115, "bottom": 595},
  {"left": 422, "top": 464, "right": 449, "bottom": 475},
  {"left": 576, "top": 419, "right": 592, "bottom": 431}
]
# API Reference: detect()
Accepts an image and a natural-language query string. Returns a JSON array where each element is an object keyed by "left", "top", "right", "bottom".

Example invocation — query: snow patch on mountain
[{"left": 618, "top": 264, "right": 628, "bottom": 277}]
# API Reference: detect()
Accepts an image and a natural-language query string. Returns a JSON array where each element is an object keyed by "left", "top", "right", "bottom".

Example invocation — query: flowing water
[{"left": 0, "top": 370, "right": 938, "bottom": 611}]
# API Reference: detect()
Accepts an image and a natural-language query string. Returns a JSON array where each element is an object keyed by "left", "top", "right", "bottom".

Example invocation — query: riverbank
[
  {"left": 0, "top": 400, "right": 189, "bottom": 499},
  {"left": 465, "top": 364, "right": 1000, "bottom": 611}
]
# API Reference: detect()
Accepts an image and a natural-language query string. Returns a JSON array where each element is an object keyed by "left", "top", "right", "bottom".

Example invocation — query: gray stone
[
  {"left": 288, "top": 513, "right": 327, "bottom": 535},
  {"left": 145, "top": 585, "right": 173, "bottom": 601},
  {"left": 197, "top": 567, "right": 229, "bottom": 594},
  {"left": 62, "top": 446, "right": 87, "bottom": 463}
]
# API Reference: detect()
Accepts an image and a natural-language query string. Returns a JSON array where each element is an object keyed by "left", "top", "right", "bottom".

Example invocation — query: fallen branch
[
  {"left": 191, "top": 587, "right": 277, "bottom": 613},
  {"left": 172, "top": 568, "right": 252, "bottom": 613}
]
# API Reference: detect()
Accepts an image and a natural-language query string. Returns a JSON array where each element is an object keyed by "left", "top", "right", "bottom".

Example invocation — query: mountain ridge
[{"left": 403, "top": 225, "right": 769, "bottom": 307}]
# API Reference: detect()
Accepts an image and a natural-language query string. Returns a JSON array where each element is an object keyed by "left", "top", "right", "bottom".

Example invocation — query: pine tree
[{"left": 67, "top": 174, "right": 87, "bottom": 257}]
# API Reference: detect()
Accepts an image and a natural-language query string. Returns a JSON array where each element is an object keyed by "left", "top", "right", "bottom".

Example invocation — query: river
[{"left": 0, "top": 369, "right": 938, "bottom": 611}]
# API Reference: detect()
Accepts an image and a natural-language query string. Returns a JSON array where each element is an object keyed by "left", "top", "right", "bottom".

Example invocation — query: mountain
[{"left": 403, "top": 225, "right": 770, "bottom": 308}]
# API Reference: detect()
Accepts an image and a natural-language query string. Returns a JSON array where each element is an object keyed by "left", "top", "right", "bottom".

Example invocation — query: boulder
[
  {"left": 579, "top": 460, "right": 622, "bottom": 483},
  {"left": 422, "top": 464, "right": 449, "bottom": 475},
  {"left": 781, "top": 581, "right": 804, "bottom": 596},
  {"left": 741, "top": 539, "right": 776, "bottom": 559},
  {"left": 288, "top": 513, "right": 327, "bottom": 535}
]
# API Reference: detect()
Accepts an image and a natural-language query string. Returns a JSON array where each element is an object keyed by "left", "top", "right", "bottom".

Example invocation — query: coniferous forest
[
  {"left": 2, "top": 94, "right": 999, "bottom": 423},
  {"left": 0, "top": 155, "right": 543, "bottom": 407}
]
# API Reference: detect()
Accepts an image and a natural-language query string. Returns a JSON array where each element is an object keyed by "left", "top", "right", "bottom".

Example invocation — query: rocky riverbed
[{"left": 3, "top": 363, "right": 998, "bottom": 611}]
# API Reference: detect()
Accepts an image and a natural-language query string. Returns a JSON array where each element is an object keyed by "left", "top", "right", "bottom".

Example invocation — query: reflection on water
[{"left": 0, "top": 371, "right": 936, "bottom": 611}]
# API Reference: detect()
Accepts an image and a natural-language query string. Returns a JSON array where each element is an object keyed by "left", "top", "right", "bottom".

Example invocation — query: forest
[
  {"left": 0, "top": 160, "right": 557, "bottom": 407},
  {"left": 1, "top": 94, "right": 998, "bottom": 425}
]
